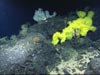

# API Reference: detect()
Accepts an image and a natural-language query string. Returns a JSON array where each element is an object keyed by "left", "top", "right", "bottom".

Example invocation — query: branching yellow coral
[{"left": 52, "top": 11, "right": 96, "bottom": 46}]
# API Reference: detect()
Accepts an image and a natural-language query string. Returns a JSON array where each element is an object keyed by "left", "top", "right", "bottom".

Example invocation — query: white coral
[{"left": 33, "top": 8, "right": 56, "bottom": 22}]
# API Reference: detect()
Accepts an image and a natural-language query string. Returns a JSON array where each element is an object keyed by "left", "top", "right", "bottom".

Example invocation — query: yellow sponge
[{"left": 52, "top": 11, "right": 96, "bottom": 46}]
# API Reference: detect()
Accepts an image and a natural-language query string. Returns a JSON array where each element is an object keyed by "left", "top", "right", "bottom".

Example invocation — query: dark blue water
[{"left": 0, "top": 0, "right": 35, "bottom": 37}]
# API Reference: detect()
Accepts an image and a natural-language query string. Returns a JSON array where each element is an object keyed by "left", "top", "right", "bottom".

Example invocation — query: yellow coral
[
  {"left": 51, "top": 32, "right": 61, "bottom": 46},
  {"left": 52, "top": 11, "right": 96, "bottom": 46},
  {"left": 76, "top": 11, "right": 86, "bottom": 18}
]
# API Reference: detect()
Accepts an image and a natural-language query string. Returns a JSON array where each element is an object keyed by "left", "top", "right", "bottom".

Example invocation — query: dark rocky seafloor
[{"left": 0, "top": 8, "right": 100, "bottom": 75}]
